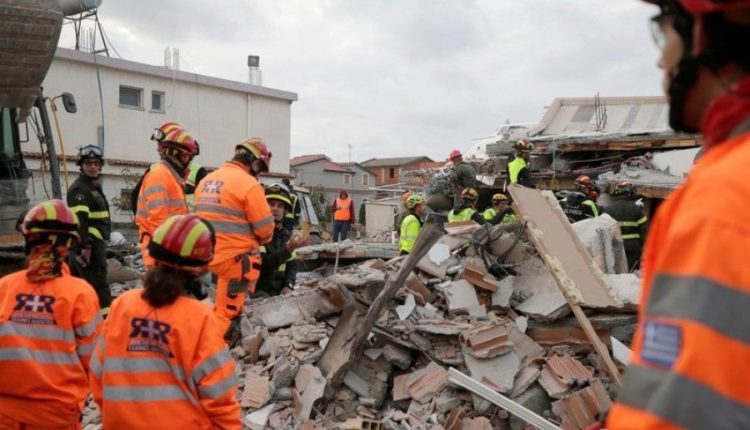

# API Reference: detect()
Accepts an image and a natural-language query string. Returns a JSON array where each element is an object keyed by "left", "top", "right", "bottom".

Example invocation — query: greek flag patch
[{"left": 641, "top": 319, "right": 682, "bottom": 368}]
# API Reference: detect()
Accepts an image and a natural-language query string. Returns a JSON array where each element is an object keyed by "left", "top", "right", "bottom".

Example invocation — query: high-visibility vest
[
  {"left": 334, "top": 197, "right": 352, "bottom": 221},
  {"left": 508, "top": 157, "right": 527, "bottom": 184},
  {"left": 135, "top": 160, "right": 187, "bottom": 239},
  {"left": 186, "top": 160, "right": 202, "bottom": 188},
  {"left": 0, "top": 267, "right": 101, "bottom": 426},
  {"left": 448, "top": 207, "right": 475, "bottom": 222},
  {"left": 607, "top": 130, "right": 750, "bottom": 429},
  {"left": 90, "top": 289, "right": 240, "bottom": 430},
  {"left": 483, "top": 208, "right": 518, "bottom": 224},
  {"left": 195, "top": 161, "right": 274, "bottom": 268},
  {"left": 399, "top": 213, "right": 422, "bottom": 254}
]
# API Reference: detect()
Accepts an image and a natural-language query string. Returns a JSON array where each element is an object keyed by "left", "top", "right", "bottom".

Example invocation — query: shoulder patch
[
  {"left": 75, "top": 193, "right": 86, "bottom": 202},
  {"left": 641, "top": 319, "right": 682, "bottom": 369}
]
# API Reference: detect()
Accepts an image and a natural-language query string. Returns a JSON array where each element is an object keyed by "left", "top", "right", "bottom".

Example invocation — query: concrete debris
[
  {"left": 551, "top": 379, "right": 612, "bottom": 430},
  {"left": 611, "top": 336, "right": 632, "bottom": 366},
  {"left": 571, "top": 214, "right": 629, "bottom": 275},
  {"left": 145, "top": 210, "right": 637, "bottom": 429}
]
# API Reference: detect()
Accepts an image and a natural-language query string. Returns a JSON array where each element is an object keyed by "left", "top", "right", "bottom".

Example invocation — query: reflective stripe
[
  {"left": 620, "top": 221, "right": 640, "bottom": 227},
  {"left": 143, "top": 185, "right": 167, "bottom": 197},
  {"left": 103, "top": 385, "right": 191, "bottom": 402},
  {"left": 0, "top": 347, "right": 79, "bottom": 365},
  {"left": 143, "top": 199, "right": 185, "bottom": 211},
  {"left": 0, "top": 322, "right": 75, "bottom": 342},
  {"left": 192, "top": 349, "right": 231, "bottom": 383},
  {"left": 75, "top": 314, "right": 102, "bottom": 338},
  {"left": 622, "top": 233, "right": 641, "bottom": 240},
  {"left": 195, "top": 204, "right": 246, "bottom": 219},
  {"left": 88, "top": 227, "right": 103, "bottom": 240},
  {"left": 103, "top": 357, "right": 186, "bottom": 381},
  {"left": 198, "top": 374, "right": 237, "bottom": 399},
  {"left": 617, "top": 364, "right": 750, "bottom": 429},
  {"left": 582, "top": 200, "right": 599, "bottom": 217},
  {"left": 209, "top": 220, "right": 251, "bottom": 235},
  {"left": 647, "top": 274, "right": 750, "bottom": 343},
  {"left": 637, "top": 216, "right": 648, "bottom": 225},
  {"left": 91, "top": 355, "right": 102, "bottom": 378},
  {"left": 77, "top": 340, "right": 96, "bottom": 357},
  {"left": 70, "top": 205, "right": 90, "bottom": 214},
  {"left": 251, "top": 215, "right": 274, "bottom": 230},
  {"left": 89, "top": 210, "right": 109, "bottom": 219}
]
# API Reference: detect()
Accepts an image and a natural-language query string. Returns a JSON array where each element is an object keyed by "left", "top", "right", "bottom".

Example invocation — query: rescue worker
[
  {"left": 331, "top": 190, "right": 355, "bottom": 242},
  {"left": 448, "top": 188, "right": 485, "bottom": 225},
  {"left": 448, "top": 149, "right": 477, "bottom": 203},
  {"left": 574, "top": 175, "right": 600, "bottom": 203},
  {"left": 482, "top": 193, "right": 518, "bottom": 225},
  {"left": 130, "top": 121, "right": 185, "bottom": 214},
  {"left": 281, "top": 177, "right": 301, "bottom": 231},
  {"left": 135, "top": 129, "right": 198, "bottom": 267},
  {"left": 195, "top": 137, "right": 274, "bottom": 335},
  {"left": 559, "top": 191, "right": 600, "bottom": 223},
  {"left": 90, "top": 214, "right": 241, "bottom": 429},
  {"left": 0, "top": 200, "right": 101, "bottom": 428},
  {"left": 607, "top": 1, "right": 750, "bottom": 428},
  {"left": 506, "top": 139, "right": 534, "bottom": 187},
  {"left": 603, "top": 181, "right": 648, "bottom": 271},
  {"left": 256, "top": 183, "right": 308, "bottom": 296},
  {"left": 67, "top": 144, "right": 112, "bottom": 313},
  {"left": 399, "top": 194, "right": 427, "bottom": 255}
]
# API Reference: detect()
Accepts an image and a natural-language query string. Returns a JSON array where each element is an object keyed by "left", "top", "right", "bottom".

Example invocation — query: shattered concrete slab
[
  {"left": 491, "top": 276, "right": 514, "bottom": 309},
  {"left": 606, "top": 273, "right": 641, "bottom": 307},
  {"left": 510, "top": 366, "right": 541, "bottom": 398},
  {"left": 244, "top": 403, "right": 275, "bottom": 430},
  {"left": 508, "top": 184, "right": 622, "bottom": 308},
  {"left": 444, "top": 280, "right": 481, "bottom": 315},
  {"left": 463, "top": 349, "right": 522, "bottom": 394},
  {"left": 572, "top": 214, "right": 629, "bottom": 275},
  {"left": 250, "top": 287, "right": 345, "bottom": 329},
  {"left": 516, "top": 291, "right": 570, "bottom": 321}
]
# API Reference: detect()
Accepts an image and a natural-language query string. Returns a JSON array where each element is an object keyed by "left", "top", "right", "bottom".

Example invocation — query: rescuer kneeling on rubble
[
  {"left": 448, "top": 188, "right": 485, "bottom": 225},
  {"left": 482, "top": 193, "right": 518, "bottom": 225},
  {"left": 90, "top": 214, "right": 241, "bottom": 429},
  {"left": 0, "top": 200, "right": 101, "bottom": 429},
  {"left": 399, "top": 193, "right": 427, "bottom": 255},
  {"left": 256, "top": 183, "right": 309, "bottom": 296}
]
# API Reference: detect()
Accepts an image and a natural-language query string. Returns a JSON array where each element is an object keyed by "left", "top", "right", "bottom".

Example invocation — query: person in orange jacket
[
  {"left": 90, "top": 214, "right": 240, "bottom": 429},
  {"left": 135, "top": 128, "right": 198, "bottom": 267},
  {"left": 195, "top": 137, "right": 274, "bottom": 335},
  {"left": 0, "top": 199, "right": 101, "bottom": 429},
  {"left": 607, "top": 1, "right": 750, "bottom": 428},
  {"left": 331, "top": 190, "right": 355, "bottom": 242}
]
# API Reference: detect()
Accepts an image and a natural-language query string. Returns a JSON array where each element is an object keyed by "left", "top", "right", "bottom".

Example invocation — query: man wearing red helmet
[
  {"left": 195, "top": 137, "right": 275, "bottom": 335},
  {"left": 0, "top": 200, "right": 101, "bottom": 428},
  {"left": 448, "top": 149, "right": 477, "bottom": 204},
  {"left": 608, "top": 1, "right": 750, "bottom": 428},
  {"left": 135, "top": 128, "right": 198, "bottom": 267}
]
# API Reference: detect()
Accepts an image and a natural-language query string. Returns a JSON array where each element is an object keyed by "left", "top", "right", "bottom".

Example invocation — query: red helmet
[
  {"left": 513, "top": 139, "right": 534, "bottom": 152},
  {"left": 148, "top": 214, "right": 215, "bottom": 274},
  {"left": 162, "top": 129, "right": 199, "bottom": 156},
  {"left": 22, "top": 199, "right": 80, "bottom": 242},
  {"left": 448, "top": 149, "right": 462, "bottom": 160},
  {"left": 151, "top": 122, "right": 183, "bottom": 142},
  {"left": 236, "top": 137, "right": 272, "bottom": 172}
]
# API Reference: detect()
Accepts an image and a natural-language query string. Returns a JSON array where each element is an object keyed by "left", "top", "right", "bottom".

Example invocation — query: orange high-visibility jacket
[
  {"left": 0, "top": 267, "right": 101, "bottom": 427},
  {"left": 90, "top": 289, "right": 240, "bottom": 430},
  {"left": 333, "top": 197, "right": 354, "bottom": 222},
  {"left": 135, "top": 160, "right": 187, "bottom": 241},
  {"left": 608, "top": 131, "right": 750, "bottom": 429},
  {"left": 195, "top": 161, "right": 274, "bottom": 267}
]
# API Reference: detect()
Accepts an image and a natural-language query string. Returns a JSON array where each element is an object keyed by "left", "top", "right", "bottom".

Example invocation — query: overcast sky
[{"left": 59, "top": 0, "right": 663, "bottom": 163}]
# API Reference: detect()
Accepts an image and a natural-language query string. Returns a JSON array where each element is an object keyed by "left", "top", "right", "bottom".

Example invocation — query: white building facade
[{"left": 22, "top": 48, "right": 297, "bottom": 222}]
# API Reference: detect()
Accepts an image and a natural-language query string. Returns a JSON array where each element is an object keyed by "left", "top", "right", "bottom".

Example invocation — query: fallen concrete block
[
  {"left": 444, "top": 280, "right": 481, "bottom": 315},
  {"left": 463, "top": 348, "right": 521, "bottom": 394},
  {"left": 344, "top": 370, "right": 371, "bottom": 398},
  {"left": 491, "top": 276, "right": 514, "bottom": 309},
  {"left": 516, "top": 291, "right": 570, "bottom": 321},
  {"left": 383, "top": 343, "right": 412, "bottom": 370},
  {"left": 572, "top": 214, "right": 628, "bottom": 275}
]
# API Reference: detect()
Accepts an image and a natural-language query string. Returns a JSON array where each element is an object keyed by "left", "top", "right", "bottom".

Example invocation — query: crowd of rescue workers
[{"left": 0, "top": 120, "right": 649, "bottom": 429}]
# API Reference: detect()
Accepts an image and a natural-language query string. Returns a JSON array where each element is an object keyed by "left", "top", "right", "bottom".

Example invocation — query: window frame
[
  {"left": 119, "top": 85, "right": 143, "bottom": 110},
  {"left": 362, "top": 173, "right": 369, "bottom": 186},
  {"left": 151, "top": 90, "right": 165, "bottom": 113},
  {"left": 343, "top": 174, "right": 352, "bottom": 185}
]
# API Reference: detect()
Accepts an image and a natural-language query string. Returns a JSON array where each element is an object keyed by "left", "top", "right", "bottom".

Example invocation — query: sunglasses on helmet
[{"left": 80, "top": 145, "right": 103, "bottom": 159}]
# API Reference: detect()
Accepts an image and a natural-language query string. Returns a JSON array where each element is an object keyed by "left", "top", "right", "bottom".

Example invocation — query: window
[
  {"left": 343, "top": 174, "right": 351, "bottom": 185},
  {"left": 119, "top": 86, "right": 142, "bottom": 109},
  {"left": 362, "top": 173, "right": 369, "bottom": 186},
  {"left": 151, "top": 91, "right": 165, "bottom": 112},
  {"left": 389, "top": 167, "right": 395, "bottom": 178}
]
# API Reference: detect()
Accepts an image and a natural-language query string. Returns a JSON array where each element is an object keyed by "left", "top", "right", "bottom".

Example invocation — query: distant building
[
  {"left": 290, "top": 155, "right": 375, "bottom": 221},
  {"left": 23, "top": 47, "right": 297, "bottom": 221},
  {"left": 359, "top": 156, "right": 435, "bottom": 186}
]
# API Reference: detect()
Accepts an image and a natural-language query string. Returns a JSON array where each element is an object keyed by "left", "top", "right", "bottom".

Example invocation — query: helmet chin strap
[{"left": 668, "top": 55, "right": 703, "bottom": 132}]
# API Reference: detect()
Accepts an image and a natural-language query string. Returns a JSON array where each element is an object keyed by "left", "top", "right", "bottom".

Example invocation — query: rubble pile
[{"left": 230, "top": 219, "right": 638, "bottom": 430}]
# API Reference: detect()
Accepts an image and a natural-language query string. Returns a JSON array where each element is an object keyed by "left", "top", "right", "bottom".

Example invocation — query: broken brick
[
  {"left": 552, "top": 379, "right": 612, "bottom": 430},
  {"left": 459, "top": 322, "right": 514, "bottom": 359},
  {"left": 406, "top": 362, "right": 449, "bottom": 402}
]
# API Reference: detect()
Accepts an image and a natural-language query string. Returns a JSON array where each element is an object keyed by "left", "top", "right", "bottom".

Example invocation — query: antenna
[
  {"left": 65, "top": 3, "right": 110, "bottom": 56},
  {"left": 594, "top": 92, "right": 608, "bottom": 131}
]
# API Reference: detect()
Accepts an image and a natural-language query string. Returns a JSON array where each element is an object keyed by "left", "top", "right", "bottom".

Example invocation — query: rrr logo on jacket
[
  {"left": 10, "top": 294, "right": 56, "bottom": 325},
  {"left": 127, "top": 317, "right": 174, "bottom": 358}
]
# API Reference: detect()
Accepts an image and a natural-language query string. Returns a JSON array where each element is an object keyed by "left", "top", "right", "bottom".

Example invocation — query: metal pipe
[{"left": 34, "top": 94, "right": 62, "bottom": 199}]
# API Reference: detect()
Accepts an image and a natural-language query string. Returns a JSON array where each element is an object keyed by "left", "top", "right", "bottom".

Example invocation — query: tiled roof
[
  {"left": 360, "top": 156, "right": 433, "bottom": 168},
  {"left": 290, "top": 154, "right": 328, "bottom": 167}
]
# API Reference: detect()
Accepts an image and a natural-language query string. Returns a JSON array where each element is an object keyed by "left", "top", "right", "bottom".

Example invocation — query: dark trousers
[
  {"left": 69, "top": 241, "right": 112, "bottom": 309},
  {"left": 332, "top": 220, "right": 351, "bottom": 242}
]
